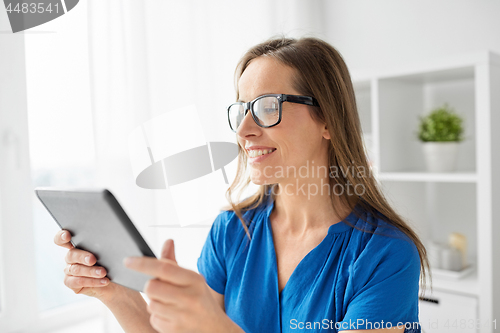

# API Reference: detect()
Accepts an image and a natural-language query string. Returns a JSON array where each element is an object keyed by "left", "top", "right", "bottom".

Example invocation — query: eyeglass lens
[{"left": 228, "top": 96, "right": 279, "bottom": 131}]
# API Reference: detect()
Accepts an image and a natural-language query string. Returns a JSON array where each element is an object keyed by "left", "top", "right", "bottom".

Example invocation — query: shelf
[
  {"left": 382, "top": 66, "right": 474, "bottom": 84},
  {"left": 351, "top": 50, "right": 500, "bottom": 83},
  {"left": 377, "top": 181, "right": 477, "bottom": 271},
  {"left": 377, "top": 67, "right": 476, "bottom": 174},
  {"left": 376, "top": 171, "right": 477, "bottom": 183},
  {"left": 420, "top": 268, "right": 479, "bottom": 297},
  {"left": 351, "top": 50, "right": 500, "bottom": 332}
]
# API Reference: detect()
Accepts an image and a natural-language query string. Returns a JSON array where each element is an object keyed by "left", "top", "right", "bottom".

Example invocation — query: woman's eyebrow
[{"left": 238, "top": 93, "right": 275, "bottom": 103}]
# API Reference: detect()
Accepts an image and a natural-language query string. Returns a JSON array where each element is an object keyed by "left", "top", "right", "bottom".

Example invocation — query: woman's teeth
[{"left": 248, "top": 149, "right": 275, "bottom": 158}]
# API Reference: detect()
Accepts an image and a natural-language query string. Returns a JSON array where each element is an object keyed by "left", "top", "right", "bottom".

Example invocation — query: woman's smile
[{"left": 247, "top": 147, "right": 277, "bottom": 162}]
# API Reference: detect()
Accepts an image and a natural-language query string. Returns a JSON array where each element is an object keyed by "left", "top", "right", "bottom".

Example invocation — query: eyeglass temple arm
[{"left": 283, "top": 94, "right": 319, "bottom": 107}]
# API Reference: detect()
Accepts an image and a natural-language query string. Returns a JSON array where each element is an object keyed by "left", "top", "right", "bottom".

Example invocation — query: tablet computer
[{"left": 34, "top": 187, "right": 157, "bottom": 292}]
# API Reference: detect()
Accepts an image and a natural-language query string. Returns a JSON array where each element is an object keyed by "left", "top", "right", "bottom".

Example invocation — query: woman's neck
[{"left": 270, "top": 178, "right": 355, "bottom": 237}]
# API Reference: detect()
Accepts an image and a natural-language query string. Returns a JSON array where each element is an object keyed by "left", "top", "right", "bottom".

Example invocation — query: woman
[{"left": 54, "top": 36, "right": 431, "bottom": 333}]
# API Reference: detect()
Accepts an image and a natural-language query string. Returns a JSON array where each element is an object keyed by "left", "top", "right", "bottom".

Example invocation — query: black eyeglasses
[{"left": 227, "top": 94, "right": 319, "bottom": 132}]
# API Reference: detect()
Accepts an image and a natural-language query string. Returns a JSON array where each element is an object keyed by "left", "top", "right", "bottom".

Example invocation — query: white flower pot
[{"left": 421, "top": 141, "right": 459, "bottom": 172}]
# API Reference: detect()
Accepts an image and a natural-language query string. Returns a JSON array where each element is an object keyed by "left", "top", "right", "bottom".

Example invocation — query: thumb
[{"left": 161, "top": 239, "right": 177, "bottom": 263}]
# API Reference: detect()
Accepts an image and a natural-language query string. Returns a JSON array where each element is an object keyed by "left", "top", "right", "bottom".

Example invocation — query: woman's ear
[{"left": 322, "top": 124, "right": 331, "bottom": 140}]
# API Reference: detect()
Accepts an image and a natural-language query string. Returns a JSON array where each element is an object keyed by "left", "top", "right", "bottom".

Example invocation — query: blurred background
[{"left": 1, "top": 0, "right": 500, "bottom": 332}]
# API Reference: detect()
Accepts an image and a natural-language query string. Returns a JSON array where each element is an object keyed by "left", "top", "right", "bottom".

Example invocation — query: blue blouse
[{"left": 197, "top": 194, "right": 421, "bottom": 333}]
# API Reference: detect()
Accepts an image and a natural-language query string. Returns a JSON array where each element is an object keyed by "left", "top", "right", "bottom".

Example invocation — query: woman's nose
[{"left": 236, "top": 108, "right": 260, "bottom": 138}]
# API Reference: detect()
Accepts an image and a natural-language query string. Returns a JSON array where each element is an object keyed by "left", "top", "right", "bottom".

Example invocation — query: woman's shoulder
[
  {"left": 349, "top": 206, "right": 420, "bottom": 263},
  {"left": 343, "top": 209, "right": 421, "bottom": 295},
  {"left": 207, "top": 202, "right": 268, "bottom": 263},
  {"left": 212, "top": 200, "right": 269, "bottom": 235}
]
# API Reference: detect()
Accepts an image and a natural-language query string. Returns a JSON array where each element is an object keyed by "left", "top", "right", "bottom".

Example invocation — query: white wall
[{"left": 323, "top": 0, "right": 500, "bottom": 73}]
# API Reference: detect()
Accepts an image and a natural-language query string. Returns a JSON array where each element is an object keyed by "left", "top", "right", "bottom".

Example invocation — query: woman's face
[{"left": 236, "top": 56, "right": 331, "bottom": 186}]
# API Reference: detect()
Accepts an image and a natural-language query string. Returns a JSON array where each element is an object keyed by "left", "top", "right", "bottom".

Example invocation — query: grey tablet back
[{"left": 35, "top": 187, "right": 157, "bottom": 292}]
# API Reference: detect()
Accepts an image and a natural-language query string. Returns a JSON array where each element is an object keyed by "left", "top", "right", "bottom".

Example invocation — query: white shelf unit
[{"left": 351, "top": 50, "right": 500, "bottom": 333}]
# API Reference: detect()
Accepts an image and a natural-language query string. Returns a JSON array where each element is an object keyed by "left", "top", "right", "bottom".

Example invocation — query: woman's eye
[{"left": 264, "top": 107, "right": 277, "bottom": 113}]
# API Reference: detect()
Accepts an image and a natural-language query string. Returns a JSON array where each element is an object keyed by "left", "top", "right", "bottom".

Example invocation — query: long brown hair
[{"left": 222, "top": 35, "right": 431, "bottom": 296}]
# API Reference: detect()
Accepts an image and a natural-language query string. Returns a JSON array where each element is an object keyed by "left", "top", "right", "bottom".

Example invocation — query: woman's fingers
[
  {"left": 64, "top": 263, "right": 107, "bottom": 278},
  {"left": 63, "top": 274, "right": 110, "bottom": 289},
  {"left": 148, "top": 300, "right": 175, "bottom": 321},
  {"left": 65, "top": 248, "right": 96, "bottom": 266},
  {"left": 150, "top": 313, "right": 171, "bottom": 333},
  {"left": 144, "top": 278, "right": 186, "bottom": 305},
  {"left": 54, "top": 229, "right": 74, "bottom": 250},
  {"left": 124, "top": 257, "right": 197, "bottom": 286}
]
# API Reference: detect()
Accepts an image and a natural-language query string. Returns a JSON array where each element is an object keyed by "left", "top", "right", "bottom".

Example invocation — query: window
[
  {"left": 0, "top": 2, "right": 109, "bottom": 332},
  {"left": 24, "top": 0, "right": 96, "bottom": 314}
]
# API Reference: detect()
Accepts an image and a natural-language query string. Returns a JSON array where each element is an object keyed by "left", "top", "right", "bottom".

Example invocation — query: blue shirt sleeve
[
  {"left": 197, "top": 211, "right": 228, "bottom": 295},
  {"left": 338, "top": 228, "right": 421, "bottom": 332}
]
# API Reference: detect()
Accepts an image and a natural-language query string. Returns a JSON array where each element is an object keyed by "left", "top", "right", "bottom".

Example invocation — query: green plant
[{"left": 417, "top": 103, "right": 465, "bottom": 142}]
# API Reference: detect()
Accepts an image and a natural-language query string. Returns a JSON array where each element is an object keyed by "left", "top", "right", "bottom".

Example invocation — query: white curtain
[{"left": 87, "top": 0, "right": 325, "bottom": 271}]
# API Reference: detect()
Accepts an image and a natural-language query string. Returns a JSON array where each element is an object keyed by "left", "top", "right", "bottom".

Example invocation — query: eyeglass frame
[{"left": 227, "top": 93, "right": 320, "bottom": 132}]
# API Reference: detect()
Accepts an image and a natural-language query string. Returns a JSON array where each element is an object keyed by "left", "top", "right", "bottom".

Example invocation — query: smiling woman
[
  {"left": 47, "top": 35, "right": 430, "bottom": 333},
  {"left": 194, "top": 36, "right": 432, "bottom": 333}
]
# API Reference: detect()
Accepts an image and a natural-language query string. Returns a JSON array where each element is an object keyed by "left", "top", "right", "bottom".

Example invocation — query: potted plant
[{"left": 417, "top": 103, "right": 465, "bottom": 172}]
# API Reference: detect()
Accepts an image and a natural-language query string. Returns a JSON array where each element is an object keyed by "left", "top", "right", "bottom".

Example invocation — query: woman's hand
[
  {"left": 124, "top": 239, "right": 229, "bottom": 333},
  {"left": 54, "top": 229, "right": 130, "bottom": 303}
]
